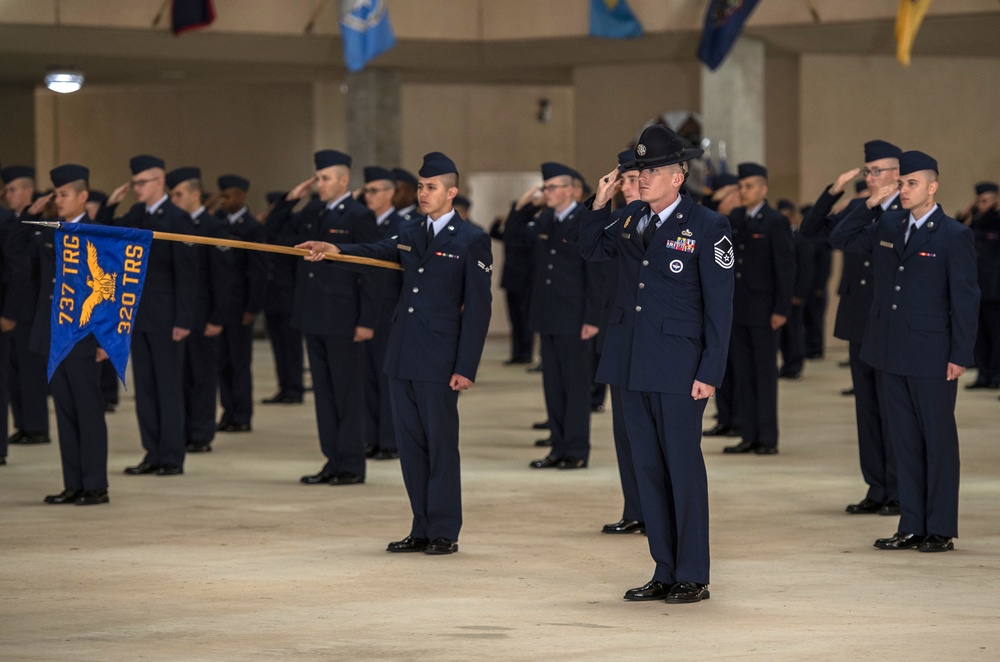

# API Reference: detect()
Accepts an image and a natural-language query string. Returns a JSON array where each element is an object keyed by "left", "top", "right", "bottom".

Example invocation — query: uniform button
[
  {"left": 864, "top": 261, "right": 870, "bottom": 267},
  {"left": 308, "top": 272, "right": 314, "bottom": 278},
  {"left": 635, "top": 306, "right": 642, "bottom": 312},
  {"left": 545, "top": 279, "right": 551, "bottom": 284},
  {"left": 547, "top": 264, "right": 554, "bottom": 270},
  {"left": 642, "top": 260, "right": 649, "bottom": 267},
  {"left": 638, "top": 283, "right": 645, "bottom": 289},
  {"left": 739, "top": 244, "right": 745, "bottom": 250},
  {"left": 412, "top": 287, "right": 419, "bottom": 293},
  {"left": 418, "top": 267, "right": 424, "bottom": 273},
  {"left": 860, "top": 279, "right": 866, "bottom": 285},
  {"left": 735, "top": 273, "right": 742, "bottom": 279},
  {"left": 894, "top": 285, "right": 900, "bottom": 291},
  {"left": 550, "top": 249, "right": 556, "bottom": 255},
  {"left": 891, "top": 304, "right": 897, "bottom": 310},
  {"left": 407, "top": 307, "right": 414, "bottom": 313},
  {"left": 737, "top": 258, "right": 743, "bottom": 264},
  {"left": 898, "top": 266, "right": 904, "bottom": 272}
]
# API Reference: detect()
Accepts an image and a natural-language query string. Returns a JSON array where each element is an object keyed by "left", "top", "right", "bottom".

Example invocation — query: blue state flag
[
  {"left": 697, "top": 0, "right": 760, "bottom": 71},
  {"left": 340, "top": 0, "right": 396, "bottom": 72},
  {"left": 589, "top": 0, "right": 643, "bottom": 39},
  {"left": 49, "top": 223, "right": 154, "bottom": 386},
  {"left": 171, "top": 0, "right": 216, "bottom": 35}
]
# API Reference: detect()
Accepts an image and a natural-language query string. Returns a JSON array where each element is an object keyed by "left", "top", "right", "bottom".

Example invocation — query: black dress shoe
[
  {"left": 529, "top": 454, "right": 561, "bottom": 469},
  {"left": 753, "top": 445, "right": 778, "bottom": 455},
  {"left": 504, "top": 358, "right": 532, "bottom": 365},
  {"left": 0, "top": 456, "right": 6, "bottom": 466},
  {"left": 723, "top": 440, "right": 755, "bottom": 454},
  {"left": 878, "top": 501, "right": 901, "bottom": 516},
  {"left": 185, "top": 442, "right": 212, "bottom": 453},
  {"left": 558, "top": 457, "right": 588, "bottom": 469},
  {"left": 123, "top": 462, "right": 158, "bottom": 475},
  {"left": 215, "top": 419, "right": 232, "bottom": 431},
  {"left": 387, "top": 536, "right": 430, "bottom": 553},
  {"left": 218, "top": 422, "right": 251, "bottom": 433},
  {"left": 283, "top": 394, "right": 304, "bottom": 403},
  {"left": 778, "top": 370, "right": 802, "bottom": 379},
  {"left": 602, "top": 519, "right": 645, "bottom": 534},
  {"left": 104, "top": 402, "right": 116, "bottom": 413},
  {"left": 526, "top": 363, "right": 543, "bottom": 373},
  {"left": 329, "top": 472, "right": 364, "bottom": 485},
  {"left": 262, "top": 392, "right": 287, "bottom": 404},
  {"left": 300, "top": 471, "right": 333, "bottom": 485},
  {"left": 534, "top": 437, "right": 553, "bottom": 447},
  {"left": 845, "top": 498, "right": 882, "bottom": 514},
  {"left": 874, "top": 532, "right": 925, "bottom": 550},
  {"left": 965, "top": 381, "right": 991, "bottom": 390},
  {"left": 372, "top": 450, "right": 399, "bottom": 460},
  {"left": 425, "top": 538, "right": 459, "bottom": 555},
  {"left": 75, "top": 490, "right": 109, "bottom": 506},
  {"left": 591, "top": 403, "right": 605, "bottom": 413},
  {"left": 44, "top": 489, "right": 83, "bottom": 504},
  {"left": 532, "top": 420, "right": 550, "bottom": 430},
  {"left": 624, "top": 580, "right": 669, "bottom": 601},
  {"left": 666, "top": 581, "right": 710, "bottom": 604},
  {"left": 7, "top": 430, "right": 25, "bottom": 444},
  {"left": 365, "top": 446, "right": 378, "bottom": 458},
  {"left": 917, "top": 534, "right": 954, "bottom": 553},
  {"left": 703, "top": 424, "right": 739, "bottom": 437},
  {"left": 19, "top": 432, "right": 51, "bottom": 445},
  {"left": 156, "top": 465, "right": 184, "bottom": 476},
  {"left": 841, "top": 387, "right": 855, "bottom": 396},
  {"left": 837, "top": 359, "right": 851, "bottom": 367}
]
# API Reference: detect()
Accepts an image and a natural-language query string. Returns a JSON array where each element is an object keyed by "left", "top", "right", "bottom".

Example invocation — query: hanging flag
[
  {"left": 171, "top": 0, "right": 216, "bottom": 35},
  {"left": 48, "top": 223, "right": 153, "bottom": 385},
  {"left": 697, "top": 0, "right": 761, "bottom": 71},
  {"left": 896, "top": 0, "right": 933, "bottom": 67},
  {"left": 589, "top": 0, "right": 643, "bottom": 39},
  {"left": 340, "top": 0, "right": 397, "bottom": 72}
]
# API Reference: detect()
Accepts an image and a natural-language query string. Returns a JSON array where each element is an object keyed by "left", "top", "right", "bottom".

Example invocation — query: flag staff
[{"left": 21, "top": 220, "right": 403, "bottom": 271}]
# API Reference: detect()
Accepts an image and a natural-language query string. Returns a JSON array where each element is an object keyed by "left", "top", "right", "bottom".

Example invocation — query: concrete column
[
  {"left": 700, "top": 37, "right": 765, "bottom": 167},
  {"left": 344, "top": 69, "right": 401, "bottom": 186}
]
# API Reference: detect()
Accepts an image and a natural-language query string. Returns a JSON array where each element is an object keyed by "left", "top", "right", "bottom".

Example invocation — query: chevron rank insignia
[
  {"left": 477, "top": 260, "right": 492, "bottom": 273},
  {"left": 714, "top": 236, "right": 734, "bottom": 269}
]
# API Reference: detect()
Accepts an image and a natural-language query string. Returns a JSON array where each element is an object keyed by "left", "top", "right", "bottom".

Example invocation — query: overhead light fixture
[{"left": 44, "top": 69, "right": 84, "bottom": 94}]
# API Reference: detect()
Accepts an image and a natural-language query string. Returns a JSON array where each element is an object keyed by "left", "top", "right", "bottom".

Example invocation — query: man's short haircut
[{"left": 440, "top": 172, "right": 459, "bottom": 189}]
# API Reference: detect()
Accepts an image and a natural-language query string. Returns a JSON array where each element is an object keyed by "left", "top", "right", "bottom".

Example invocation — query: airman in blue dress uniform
[
  {"left": 581, "top": 125, "right": 734, "bottom": 604},
  {"left": 298, "top": 152, "right": 492, "bottom": 555},
  {"left": 829, "top": 150, "right": 979, "bottom": 553}
]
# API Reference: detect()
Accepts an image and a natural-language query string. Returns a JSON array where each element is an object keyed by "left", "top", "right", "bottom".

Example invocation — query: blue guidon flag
[
  {"left": 48, "top": 223, "right": 153, "bottom": 385},
  {"left": 697, "top": 0, "right": 760, "bottom": 71},
  {"left": 340, "top": 0, "right": 397, "bottom": 72}
]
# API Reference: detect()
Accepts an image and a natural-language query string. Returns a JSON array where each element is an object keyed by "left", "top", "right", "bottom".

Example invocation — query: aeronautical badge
[
  {"left": 670, "top": 259, "right": 683, "bottom": 273},
  {"left": 714, "top": 236, "right": 735, "bottom": 269},
  {"left": 636, "top": 144, "right": 647, "bottom": 156},
  {"left": 477, "top": 260, "right": 493, "bottom": 274},
  {"left": 681, "top": 228, "right": 692, "bottom": 237}
]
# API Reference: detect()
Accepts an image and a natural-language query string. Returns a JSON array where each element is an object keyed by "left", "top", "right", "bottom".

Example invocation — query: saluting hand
[
  {"left": 866, "top": 183, "right": 899, "bottom": 209},
  {"left": 515, "top": 185, "right": 542, "bottom": 211},
  {"left": 108, "top": 181, "right": 131, "bottom": 206},
  {"left": 830, "top": 167, "right": 862, "bottom": 195},
  {"left": 287, "top": 177, "right": 317, "bottom": 201},
  {"left": 296, "top": 240, "right": 339, "bottom": 261},
  {"left": 450, "top": 374, "right": 473, "bottom": 391},
  {"left": 27, "top": 193, "right": 53, "bottom": 216},
  {"left": 592, "top": 167, "right": 622, "bottom": 210}
]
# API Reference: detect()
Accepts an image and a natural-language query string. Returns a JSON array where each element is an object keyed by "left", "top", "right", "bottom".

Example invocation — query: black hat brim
[{"left": 631, "top": 147, "right": 703, "bottom": 170}]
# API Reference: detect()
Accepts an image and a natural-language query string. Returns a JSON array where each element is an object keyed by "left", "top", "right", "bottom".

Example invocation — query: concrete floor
[{"left": 1, "top": 337, "right": 998, "bottom": 661}]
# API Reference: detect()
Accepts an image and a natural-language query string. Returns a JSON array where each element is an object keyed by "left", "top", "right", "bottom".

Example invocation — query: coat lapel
[{"left": 902, "top": 206, "right": 943, "bottom": 260}]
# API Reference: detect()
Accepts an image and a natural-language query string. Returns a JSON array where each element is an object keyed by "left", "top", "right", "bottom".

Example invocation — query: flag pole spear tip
[{"left": 21, "top": 220, "right": 62, "bottom": 228}]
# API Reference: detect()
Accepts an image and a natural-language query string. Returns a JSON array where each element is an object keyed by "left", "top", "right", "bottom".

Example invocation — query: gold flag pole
[{"left": 21, "top": 221, "right": 403, "bottom": 271}]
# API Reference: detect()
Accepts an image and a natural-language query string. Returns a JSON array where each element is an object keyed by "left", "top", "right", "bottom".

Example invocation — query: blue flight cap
[
  {"left": 363, "top": 166, "right": 396, "bottom": 183},
  {"left": 218, "top": 174, "right": 250, "bottom": 191},
  {"left": 617, "top": 149, "right": 638, "bottom": 173},
  {"left": 314, "top": 150, "right": 351, "bottom": 170},
  {"left": 266, "top": 191, "right": 286, "bottom": 204},
  {"left": 712, "top": 173, "right": 739, "bottom": 191},
  {"left": 50, "top": 164, "right": 89, "bottom": 188},
  {"left": 863, "top": 140, "right": 902, "bottom": 163},
  {"left": 776, "top": 198, "right": 795, "bottom": 212},
  {"left": 165, "top": 167, "right": 201, "bottom": 189},
  {"left": 632, "top": 125, "right": 703, "bottom": 169},
  {"left": 392, "top": 167, "right": 418, "bottom": 186},
  {"left": 88, "top": 190, "right": 108, "bottom": 205},
  {"left": 130, "top": 154, "right": 165, "bottom": 175},
  {"left": 975, "top": 182, "right": 999, "bottom": 196},
  {"left": 419, "top": 152, "right": 458, "bottom": 178},
  {"left": 899, "top": 150, "right": 938, "bottom": 176},
  {"left": 541, "top": 162, "right": 575, "bottom": 181},
  {"left": 1, "top": 165, "right": 35, "bottom": 184},
  {"left": 737, "top": 162, "right": 768, "bottom": 180}
]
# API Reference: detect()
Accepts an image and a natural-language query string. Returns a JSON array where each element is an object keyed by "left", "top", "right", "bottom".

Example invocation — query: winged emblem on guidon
[{"left": 80, "top": 241, "right": 117, "bottom": 326}]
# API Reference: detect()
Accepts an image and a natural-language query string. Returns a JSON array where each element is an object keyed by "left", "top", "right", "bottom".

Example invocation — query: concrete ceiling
[{"left": 1, "top": 12, "right": 998, "bottom": 89}]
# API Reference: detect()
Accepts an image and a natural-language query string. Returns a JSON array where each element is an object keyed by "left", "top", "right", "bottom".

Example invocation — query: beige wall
[
  {"left": 764, "top": 54, "right": 800, "bottom": 204},
  {"left": 800, "top": 54, "right": 1000, "bottom": 214},
  {"left": 0, "top": 85, "right": 35, "bottom": 168},
  {"left": 33, "top": 82, "right": 317, "bottom": 205},
  {"left": 573, "top": 60, "right": 701, "bottom": 185}
]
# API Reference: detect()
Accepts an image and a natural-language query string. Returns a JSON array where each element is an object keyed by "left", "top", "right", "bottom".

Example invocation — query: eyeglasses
[
  {"left": 861, "top": 166, "right": 898, "bottom": 177},
  {"left": 540, "top": 184, "right": 570, "bottom": 192},
  {"left": 362, "top": 186, "right": 393, "bottom": 195},
  {"left": 131, "top": 177, "right": 160, "bottom": 188}
]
